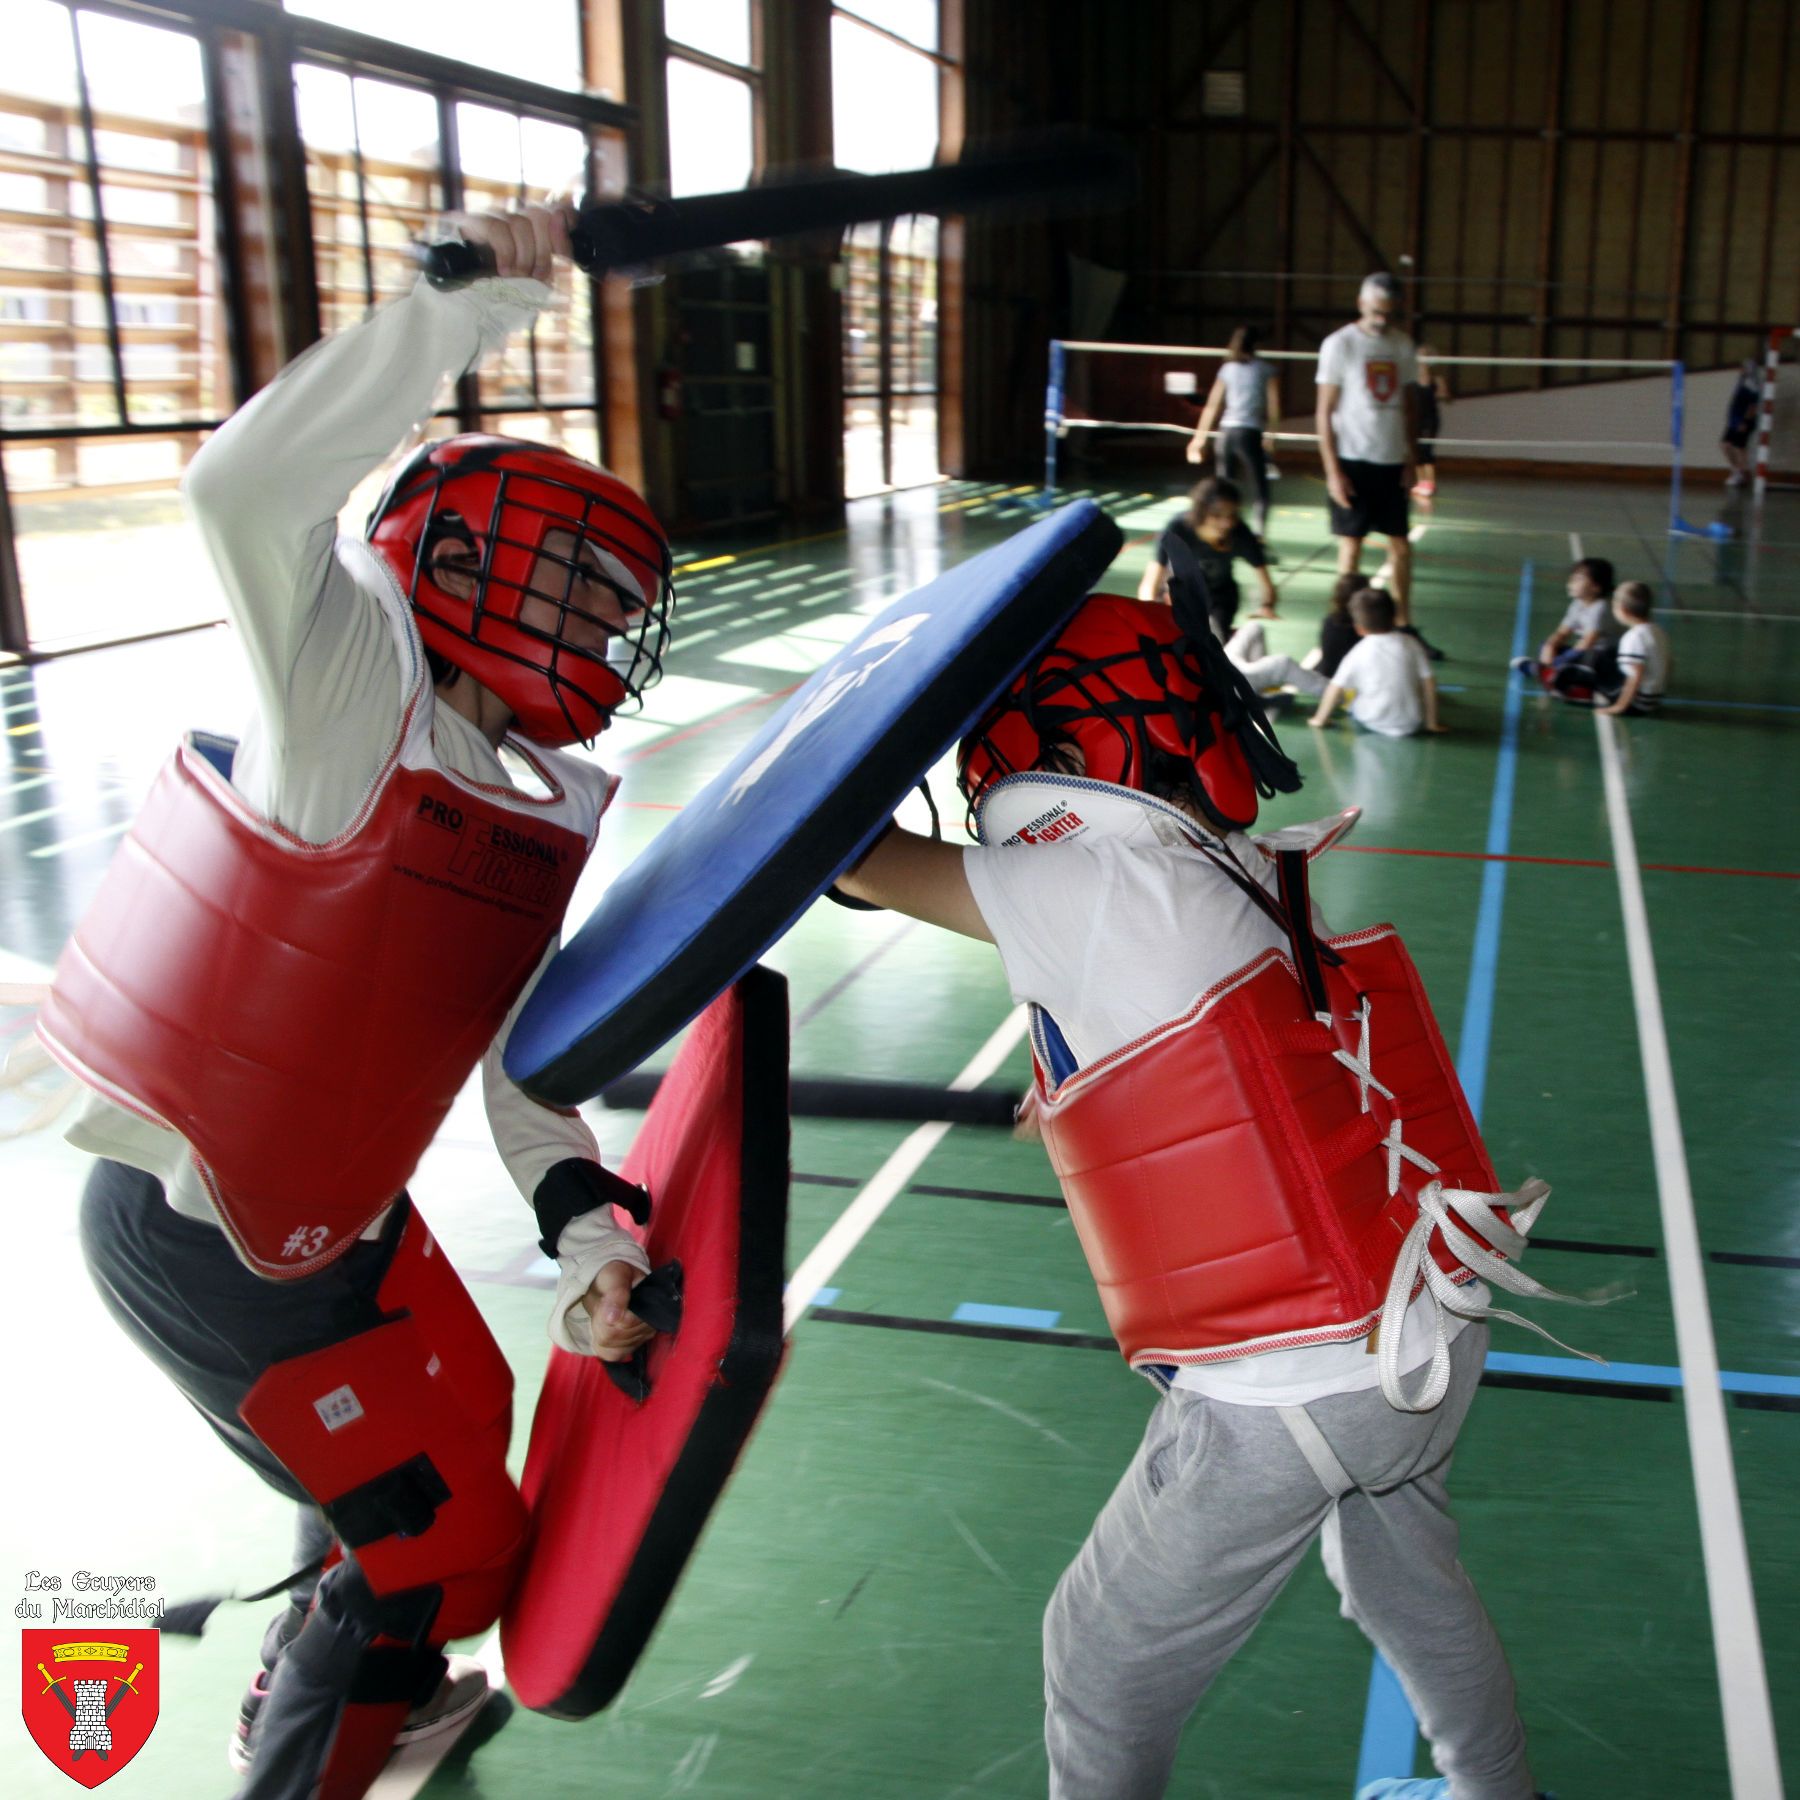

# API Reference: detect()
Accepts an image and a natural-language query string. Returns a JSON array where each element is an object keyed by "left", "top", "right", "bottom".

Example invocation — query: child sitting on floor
[
  {"left": 1309, "top": 588, "right": 1445, "bottom": 737},
  {"left": 1223, "top": 617, "right": 1326, "bottom": 710},
  {"left": 1511, "top": 556, "right": 1615, "bottom": 698},
  {"left": 1592, "top": 582, "right": 1670, "bottom": 716}
]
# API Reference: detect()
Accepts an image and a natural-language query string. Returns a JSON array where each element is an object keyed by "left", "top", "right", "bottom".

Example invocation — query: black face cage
[
  {"left": 372, "top": 443, "right": 675, "bottom": 743},
  {"left": 959, "top": 626, "right": 1302, "bottom": 832}
]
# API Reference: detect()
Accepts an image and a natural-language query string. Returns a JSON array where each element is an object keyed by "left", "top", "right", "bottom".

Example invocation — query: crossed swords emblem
[{"left": 37, "top": 1658, "right": 143, "bottom": 1762}]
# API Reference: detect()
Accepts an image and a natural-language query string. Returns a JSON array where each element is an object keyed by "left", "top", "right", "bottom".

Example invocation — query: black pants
[
  {"left": 1219, "top": 427, "right": 1271, "bottom": 536},
  {"left": 79, "top": 1160, "right": 431, "bottom": 1798}
]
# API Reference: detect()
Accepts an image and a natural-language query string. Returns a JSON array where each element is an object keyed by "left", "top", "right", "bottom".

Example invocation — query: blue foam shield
[{"left": 506, "top": 499, "right": 1122, "bottom": 1102}]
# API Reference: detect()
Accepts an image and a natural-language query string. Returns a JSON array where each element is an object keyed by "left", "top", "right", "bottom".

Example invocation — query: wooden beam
[
  {"left": 1297, "top": 135, "right": 1391, "bottom": 273},
  {"left": 1530, "top": 0, "right": 1569, "bottom": 384},
  {"left": 1754, "top": 0, "right": 1794, "bottom": 340},
  {"left": 1321, "top": 0, "right": 1414, "bottom": 115},
  {"left": 1661, "top": 0, "right": 1705, "bottom": 363},
  {"left": 0, "top": 471, "right": 27, "bottom": 657},
  {"left": 937, "top": 0, "right": 966, "bottom": 479},
  {"left": 1402, "top": 0, "right": 1432, "bottom": 332},
  {"left": 1188, "top": 140, "right": 1281, "bottom": 269},
  {"left": 1166, "top": 0, "right": 1258, "bottom": 120},
  {"left": 1274, "top": 0, "right": 1299, "bottom": 361}
]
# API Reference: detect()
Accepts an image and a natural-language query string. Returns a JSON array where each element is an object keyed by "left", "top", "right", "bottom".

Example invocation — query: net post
[
  {"left": 1042, "top": 339, "right": 1067, "bottom": 499},
  {"left": 1753, "top": 328, "right": 1787, "bottom": 505}
]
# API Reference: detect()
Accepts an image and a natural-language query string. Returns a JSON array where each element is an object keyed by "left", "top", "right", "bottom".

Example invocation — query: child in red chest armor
[
  {"left": 41, "top": 204, "right": 675, "bottom": 1800},
  {"left": 837, "top": 585, "right": 1583, "bottom": 1800}
]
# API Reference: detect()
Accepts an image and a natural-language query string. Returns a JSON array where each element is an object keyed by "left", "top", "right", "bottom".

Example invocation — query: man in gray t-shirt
[{"left": 1316, "top": 274, "right": 1421, "bottom": 627}]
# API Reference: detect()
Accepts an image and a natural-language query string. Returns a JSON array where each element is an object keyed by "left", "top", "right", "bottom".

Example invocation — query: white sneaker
[
  {"left": 228, "top": 1652, "right": 492, "bottom": 1773},
  {"left": 1726, "top": 470, "right": 1747, "bottom": 488},
  {"left": 395, "top": 1655, "right": 493, "bottom": 1746}
]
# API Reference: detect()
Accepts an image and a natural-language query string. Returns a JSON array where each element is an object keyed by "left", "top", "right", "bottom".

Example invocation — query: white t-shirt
[
  {"left": 1557, "top": 596, "right": 1613, "bottom": 646},
  {"left": 963, "top": 814, "right": 1466, "bottom": 1406},
  {"left": 1615, "top": 621, "right": 1670, "bottom": 706},
  {"left": 63, "top": 276, "right": 614, "bottom": 1231},
  {"left": 1317, "top": 323, "right": 1418, "bottom": 464},
  {"left": 1219, "top": 358, "right": 1270, "bottom": 429},
  {"left": 1333, "top": 631, "right": 1433, "bottom": 737}
]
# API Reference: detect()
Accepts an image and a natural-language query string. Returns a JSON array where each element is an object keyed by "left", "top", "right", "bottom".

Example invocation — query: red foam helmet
[
  {"left": 368, "top": 436, "right": 674, "bottom": 747},
  {"left": 959, "top": 593, "right": 1277, "bottom": 832}
]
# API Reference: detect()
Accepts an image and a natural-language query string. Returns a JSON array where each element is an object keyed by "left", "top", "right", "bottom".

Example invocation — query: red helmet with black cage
[
  {"left": 957, "top": 593, "right": 1301, "bottom": 832},
  {"left": 366, "top": 435, "right": 674, "bottom": 748}
]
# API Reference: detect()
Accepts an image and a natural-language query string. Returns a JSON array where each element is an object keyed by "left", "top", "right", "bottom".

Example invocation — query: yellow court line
[
  {"left": 678, "top": 484, "right": 1041, "bottom": 570},
  {"left": 8, "top": 722, "right": 41, "bottom": 737}
]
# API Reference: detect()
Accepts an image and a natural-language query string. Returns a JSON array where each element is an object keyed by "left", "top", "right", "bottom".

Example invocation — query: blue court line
[
  {"left": 951, "top": 1302, "right": 1062, "bottom": 1330},
  {"left": 1485, "top": 1350, "right": 1800, "bottom": 1398},
  {"left": 1452, "top": 562, "right": 1532, "bottom": 1127},
  {"left": 1356, "top": 560, "right": 1535, "bottom": 1791}
]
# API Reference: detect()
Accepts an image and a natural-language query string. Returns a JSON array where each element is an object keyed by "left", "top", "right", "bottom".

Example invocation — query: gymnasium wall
[{"left": 957, "top": 0, "right": 1800, "bottom": 477}]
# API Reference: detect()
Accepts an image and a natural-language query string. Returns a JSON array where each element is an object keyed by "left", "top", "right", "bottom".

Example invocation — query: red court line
[
  {"left": 599, "top": 805, "right": 1796, "bottom": 880},
  {"left": 1341, "top": 844, "right": 1799, "bottom": 881}
]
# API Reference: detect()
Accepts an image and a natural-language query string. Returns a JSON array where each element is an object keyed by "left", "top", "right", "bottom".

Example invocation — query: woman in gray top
[{"left": 1188, "top": 327, "right": 1275, "bottom": 535}]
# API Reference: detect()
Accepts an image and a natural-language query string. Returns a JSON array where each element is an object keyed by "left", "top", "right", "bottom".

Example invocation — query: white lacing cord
[
  {"left": 1329, "top": 992, "right": 1620, "bottom": 1411},
  {"left": 1378, "top": 1174, "right": 1618, "bottom": 1412}
]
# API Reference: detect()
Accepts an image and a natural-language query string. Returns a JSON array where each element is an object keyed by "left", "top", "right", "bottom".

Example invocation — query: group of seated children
[
  {"left": 1140, "top": 483, "right": 1670, "bottom": 737},
  {"left": 1140, "top": 478, "right": 1440, "bottom": 737},
  {"left": 1511, "top": 556, "right": 1670, "bottom": 717}
]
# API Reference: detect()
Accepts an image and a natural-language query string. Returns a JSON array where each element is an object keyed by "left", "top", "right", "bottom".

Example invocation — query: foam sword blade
[{"left": 416, "top": 133, "right": 1134, "bottom": 288}]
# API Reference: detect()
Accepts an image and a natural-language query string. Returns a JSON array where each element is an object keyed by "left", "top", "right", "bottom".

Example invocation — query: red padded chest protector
[
  {"left": 1034, "top": 879, "right": 1503, "bottom": 1371},
  {"left": 41, "top": 726, "right": 595, "bottom": 1278}
]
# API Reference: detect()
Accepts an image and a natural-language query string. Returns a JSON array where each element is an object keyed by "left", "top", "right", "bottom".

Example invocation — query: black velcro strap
[
  {"left": 533, "top": 1156, "right": 651, "bottom": 1258},
  {"left": 327, "top": 1454, "right": 451, "bottom": 1550},
  {"left": 1277, "top": 849, "right": 1331, "bottom": 1013}
]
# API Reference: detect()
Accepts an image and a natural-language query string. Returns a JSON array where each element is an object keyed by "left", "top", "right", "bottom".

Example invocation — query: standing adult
[
  {"left": 1188, "top": 326, "right": 1275, "bottom": 536},
  {"left": 1316, "top": 274, "right": 1423, "bottom": 632}
]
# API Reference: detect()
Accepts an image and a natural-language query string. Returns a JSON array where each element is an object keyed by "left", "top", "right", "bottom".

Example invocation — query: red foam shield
[{"left": 501, "top": 966, "right": 790, "bottom": 1717}]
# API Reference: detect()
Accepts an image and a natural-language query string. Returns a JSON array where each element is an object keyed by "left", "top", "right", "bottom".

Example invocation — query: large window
[
  {"left": 659, "top": 4, "right": 774, "bottom": 530},
  {"left": 0, "top": 1, "right": 628, "bottom": 657},
  {"left": 293, "top": 72, "right": 603, "bottom": 522},
  {"left": 1, "top": 1, "right": 232, "bottom": 650},
  {"left": 663, "top": 1, "right": 759, "bottom": 200},
  {"left": 832, "top": 3, "right": 946, "bottom": 496},
  {"left": 282, "top": 0, "right": 584, "bottom": 94}
]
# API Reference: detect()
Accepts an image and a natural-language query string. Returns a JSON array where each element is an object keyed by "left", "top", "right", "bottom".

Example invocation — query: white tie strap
[{"left": 1324, "top": 989, "right": 1622, "bottom": 1412}]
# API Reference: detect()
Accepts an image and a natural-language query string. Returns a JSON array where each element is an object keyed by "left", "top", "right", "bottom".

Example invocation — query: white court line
[
  {"left": 374, "top": 1004, "right": 1032, "bottom": 1797},
  {"left": 1595, "top": 713, "right": 1784, "bottom": 1798},
  {"left": 28, "top": 820, "right": 130, "bottom": 858},
  {"left": 783, "top": 1005, "right": 1029, "bottom": 1334}
]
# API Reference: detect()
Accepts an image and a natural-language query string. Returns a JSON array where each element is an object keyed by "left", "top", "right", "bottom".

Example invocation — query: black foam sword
[{"left": 414, "top": 133, "right": 1133, "bottom": 288}]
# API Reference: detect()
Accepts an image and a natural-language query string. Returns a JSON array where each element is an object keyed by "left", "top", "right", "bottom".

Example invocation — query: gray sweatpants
[{"left": 1043, "top": 1324, "right": 1532, "bottom": 1800}]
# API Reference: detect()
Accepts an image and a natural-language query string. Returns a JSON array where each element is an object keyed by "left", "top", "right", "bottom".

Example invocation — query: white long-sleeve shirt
[{"left": 66, "top": 275, "right": 647, "bottom": 1327}]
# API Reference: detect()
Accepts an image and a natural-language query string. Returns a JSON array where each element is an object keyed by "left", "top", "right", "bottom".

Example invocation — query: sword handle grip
[{"left": 412, "top": 238, "right": 497, "bottom": 289}]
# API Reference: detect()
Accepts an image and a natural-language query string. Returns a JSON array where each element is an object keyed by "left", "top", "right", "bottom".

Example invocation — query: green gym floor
[{"left": 4, "top": 467, "right": 1797, "bottom": 1798}]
